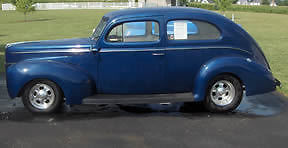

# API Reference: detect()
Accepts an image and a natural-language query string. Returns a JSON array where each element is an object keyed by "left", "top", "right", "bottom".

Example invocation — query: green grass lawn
[
  {"left": 0, "top": 10, "right": 287, "bottom": 95},
  {"left": 225, "top": 12, "right": 288, "bottom": 95}
]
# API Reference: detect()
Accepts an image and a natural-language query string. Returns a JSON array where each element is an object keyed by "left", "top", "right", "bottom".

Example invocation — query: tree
[
  {"left": 215, "top": 0, "right": 232, "bottom": 15},
  {"left": 9, "top": 0, "right": 16, "bottom": 5},
  {"left": 276, "top": 0, "right": 288, "bottom": 6},
  {"left": 271, "top": 0, "right": 277, "bottom": 6},
  {"left": 231, "top": 0, "right": 238, "bottom": 4},
  {"left": 179, "top": 0, "right": 189, "bottom": 6},
  {"left": 14, "top": 0, "right": 35, "bottom": 21},
  {"left": 262, "top": 0, "right": 270, "bottom": 5},
  {"left": 0, "top": 0, "right": 7, "bottom": 3}
]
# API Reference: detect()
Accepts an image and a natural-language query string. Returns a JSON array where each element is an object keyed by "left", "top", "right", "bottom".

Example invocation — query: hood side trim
[{"left": 11, "top": 48, "right": 90, "bottom": 54}]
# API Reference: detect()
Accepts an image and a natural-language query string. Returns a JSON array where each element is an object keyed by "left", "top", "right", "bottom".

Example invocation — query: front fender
[
  {"left": 6, "top": 60, "right": 95, "bottom": 104},
  {"left": 193, "top": 56, "right": 276, "bottom": 101}
]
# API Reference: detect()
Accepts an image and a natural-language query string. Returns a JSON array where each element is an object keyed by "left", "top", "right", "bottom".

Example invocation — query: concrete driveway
[{"left": 0, "top": 73, "right": 287, "bottom": 148}]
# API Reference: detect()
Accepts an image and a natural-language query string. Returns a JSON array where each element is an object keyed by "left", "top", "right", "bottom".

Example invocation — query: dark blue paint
[{"left": 5, "top": 8, "right": 277, "bottom": 105}]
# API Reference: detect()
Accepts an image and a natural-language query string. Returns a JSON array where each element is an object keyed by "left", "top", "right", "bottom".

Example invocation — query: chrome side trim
[
  {"left": 99, "top": 46, "right": 251, "bottom": 54},
  {"left": 11, "top": 48, "right": 90, "bottom": 54},
  {"left": 166, "top": 46, "right": 252, "bottom": 54},
  {"left": 10, "top": 46, "right": 250, "bottom": 54},
  {"left": 100, "top": 48, "right": 165, "bottom": 53},
  {"left": 165, "top": 46, "right": 236, "bottom": 50}
]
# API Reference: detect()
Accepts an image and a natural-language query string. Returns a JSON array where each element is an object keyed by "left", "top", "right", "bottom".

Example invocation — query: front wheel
[
  {"left": 22, "top": 80, "right": 63, "bottom": 114},
  {"left": 204, "top": 75, "right": 243, "bottom": 112}
]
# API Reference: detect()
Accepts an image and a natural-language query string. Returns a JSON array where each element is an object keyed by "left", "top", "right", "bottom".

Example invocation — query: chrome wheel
[
  {"left": 210, "top": 80, "right": 236, "bottom": 106},
  {"left": 29, "top": 83, "right": 55, "bottom": 110}
]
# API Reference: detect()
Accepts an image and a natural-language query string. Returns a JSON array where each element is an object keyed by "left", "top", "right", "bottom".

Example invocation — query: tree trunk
[
  {"left": 271, "top": 0, "right": 275, "bottom": 6},
  {"left": 24, "top": 13, "right": 27, "bottom": 22}
]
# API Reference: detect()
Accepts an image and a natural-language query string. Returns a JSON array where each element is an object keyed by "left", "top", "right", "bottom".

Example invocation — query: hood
[{"left": 6, "top": 38, "right": 92, "bottom": 53}]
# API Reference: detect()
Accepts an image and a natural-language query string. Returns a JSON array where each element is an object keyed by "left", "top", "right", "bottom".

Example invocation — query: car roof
[{"left": 104, "top": 7, "right": 220, "bottom": 20}]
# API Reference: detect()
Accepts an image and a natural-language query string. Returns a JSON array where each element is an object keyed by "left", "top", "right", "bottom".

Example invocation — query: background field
[{"left": 0, "top": 10, "right": 287, "bottom": 95}]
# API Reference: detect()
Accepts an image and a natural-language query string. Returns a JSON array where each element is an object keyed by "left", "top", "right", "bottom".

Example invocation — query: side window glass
[
  {"left": 107, "top": 24, "right": 123, "bottom": 42},
  {"left": 107, "top": 21, "right": 159, "bottom": 43},
  {"left": 167, "top": 20, "right": 220, "bottom": 40},
  {"left": 123, "top": 22, "right": 146, "bottom": 36},
  {"left": 152, "top": 22, "right": 159, "bottom": 36}
]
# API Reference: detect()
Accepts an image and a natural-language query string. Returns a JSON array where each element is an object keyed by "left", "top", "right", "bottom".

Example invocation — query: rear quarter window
[{"left": 167, "top": 20, "right": 221, "bottom": 41}]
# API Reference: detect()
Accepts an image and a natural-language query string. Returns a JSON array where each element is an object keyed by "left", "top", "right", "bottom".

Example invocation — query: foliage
[
  {"left": 188, "top": 3, "right": 216, "bottom": 10},
  {"left": 262, "top": 0, "right": 270, "bottom": 5},
  {"left": 15, "top": 0, "right": 35, "bottom": 21},
  {"left": 215, "top": 0, "right": 232, "bottom": 14},
  {"left": 276, "top": 0, "right": 288, "bottom": 6},
  {"left": 2, "top": 0, "right": 128, "bottom": 3},
  {"left": 188, "top": 2, "right": 288, "bottom": 14},
  {"left": 179, "top": 0, "right": 189, "bottom": 6},
  {"left": 231, "top": 0, "right": 238, "bottom": 4}
]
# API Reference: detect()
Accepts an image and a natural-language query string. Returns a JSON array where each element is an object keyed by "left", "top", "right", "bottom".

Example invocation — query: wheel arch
[
  {"left": 6, "top": 60, "right": 96, "bottom": 105},
  {"left": 193, "top": 56, "right": 276, "bottom": 101}
]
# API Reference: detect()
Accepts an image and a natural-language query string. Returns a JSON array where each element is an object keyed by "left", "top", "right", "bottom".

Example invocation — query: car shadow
[{"left": 1, "top": 91, "right": 286, "bottom": 123}]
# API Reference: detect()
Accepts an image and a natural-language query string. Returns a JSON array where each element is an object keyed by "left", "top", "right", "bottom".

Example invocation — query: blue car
[{"left": 5, "top": 8, "right": 280, "bottom": 113}]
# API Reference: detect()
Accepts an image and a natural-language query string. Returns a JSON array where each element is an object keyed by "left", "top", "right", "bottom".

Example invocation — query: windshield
[{"left": 91, "top": 17, "right": 108, "bottom": 40}]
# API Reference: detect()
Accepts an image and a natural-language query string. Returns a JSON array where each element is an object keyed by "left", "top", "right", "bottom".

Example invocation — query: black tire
[
  {"left": 204, "top": 74, "right": 243, "bottom": 112},
  {"left": 22, "top": 80, "right": 63, "bottom": 114}
]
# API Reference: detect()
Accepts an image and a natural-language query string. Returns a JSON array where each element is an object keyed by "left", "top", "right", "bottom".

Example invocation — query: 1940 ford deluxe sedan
[{"left": 5, "top": 8, "right": 280, "bottom": 113}]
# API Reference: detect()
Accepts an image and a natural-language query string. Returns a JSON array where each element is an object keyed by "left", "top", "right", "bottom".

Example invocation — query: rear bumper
[{"left": 275, "top": 78, "right": 281, "bottom": 88}]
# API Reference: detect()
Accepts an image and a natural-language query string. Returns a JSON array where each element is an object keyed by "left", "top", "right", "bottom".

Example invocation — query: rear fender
[
  {"left": 193, "top": 57, "right": 276, "bottom": 101},
  {"left": 6, "top": 61, "right": 95, "bottom": 104}
]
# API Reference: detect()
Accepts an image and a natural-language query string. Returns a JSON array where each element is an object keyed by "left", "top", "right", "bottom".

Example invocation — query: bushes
[
  {"left": 276, "top": 0, "right": 288, "bottom": 6},
  {"left": 188, "top": 3, "right": 216, "bottom": 10},
  {"left": 230, "top": 4, "right": 288, "bottom": 14},
  {"left": 261, "top": 0, "right": 270, "bottom": 5},
  {"left": 188, "top": 2, "right": 288, "bottom": 15}
]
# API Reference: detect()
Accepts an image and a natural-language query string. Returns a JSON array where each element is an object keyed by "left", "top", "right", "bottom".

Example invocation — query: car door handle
[{"left": 152, "top": 53, "right": 165, "bottom": 56}]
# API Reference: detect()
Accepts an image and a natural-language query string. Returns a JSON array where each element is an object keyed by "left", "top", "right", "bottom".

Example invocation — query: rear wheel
[
  {"left": 22, "top": 80, "right": 63, "bottom": 114},
  {"left": 204, "top": 75, "right": 243, "bottom": 112}
]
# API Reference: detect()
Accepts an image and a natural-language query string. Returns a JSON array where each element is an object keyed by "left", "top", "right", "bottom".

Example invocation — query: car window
[
  {"left": 107, "top": 24, "right": 123, "bottom": 42},
  {"left": 91, "top": 17, "right": 108, "bottom": 40},
  {"left": 167, "top": 20, "right": 221, "bottom": 40},
  {"left": 152, "top": 22, "right": 160, "bottom": 36},
  {"left": 107, "top": 21, "right": 159, "bottom": 42},
  {"left": 123, "top": 22, "right": 146, "bottom": 36}
]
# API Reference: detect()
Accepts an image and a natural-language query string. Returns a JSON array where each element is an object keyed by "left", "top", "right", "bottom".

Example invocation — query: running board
[{"left": 82, "top": 92, "right": 194, "bottom": 104}]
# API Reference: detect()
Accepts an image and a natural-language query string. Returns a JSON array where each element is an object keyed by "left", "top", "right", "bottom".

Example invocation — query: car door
[
  {"left": 164, "top": 18, "right": 222, "bottom": 93},
  {"left": 97, "top": 16, "right": 166, "bottom": 94}
]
